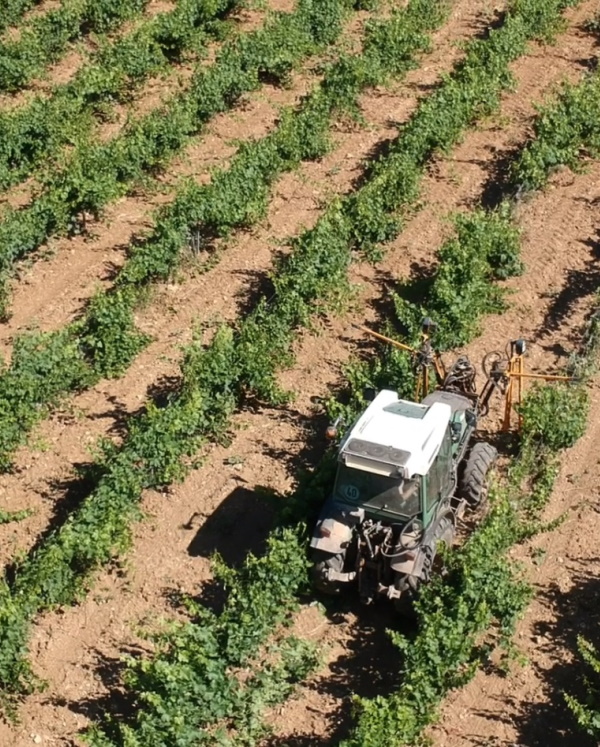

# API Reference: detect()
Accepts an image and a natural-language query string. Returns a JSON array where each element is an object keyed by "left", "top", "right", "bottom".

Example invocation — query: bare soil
[{"left": 1, "top": 0, "right": 600, "bottom": 745}]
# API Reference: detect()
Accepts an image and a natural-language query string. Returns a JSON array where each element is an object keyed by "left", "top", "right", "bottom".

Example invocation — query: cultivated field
[{"left": 0, "top": 0, "right": 600, "bottom": 744}]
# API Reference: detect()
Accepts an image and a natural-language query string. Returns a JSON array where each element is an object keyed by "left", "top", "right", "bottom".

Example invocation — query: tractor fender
[
  {"left": 391, "top": 547, "right": 430, "bottom": 577},
  {"left": 310, "top": 501, "right": 364, "bottom": 555},
  {"left": 390, "top": 551, "right": 419, "bottom": 576}
]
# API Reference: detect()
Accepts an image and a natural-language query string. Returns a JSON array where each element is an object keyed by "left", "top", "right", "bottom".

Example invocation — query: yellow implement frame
[
  {"left": 356, "top": 325, "right": 576, "bottom": 432},
  {"left": 355, "top": 323, "right": 446, "bottom": 401},
  {"left": 494, "top": 340, "right": 574, "bottom": 431}
]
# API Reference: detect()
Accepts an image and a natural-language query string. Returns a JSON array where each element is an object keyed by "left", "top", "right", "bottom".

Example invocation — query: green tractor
[{"left": 310, "top": 330, "right": 500, "bottom": 607}]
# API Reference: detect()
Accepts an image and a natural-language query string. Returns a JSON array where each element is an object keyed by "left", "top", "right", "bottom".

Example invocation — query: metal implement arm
[{"left": 354, "top": 324, "right": 447, "bottom": 400}]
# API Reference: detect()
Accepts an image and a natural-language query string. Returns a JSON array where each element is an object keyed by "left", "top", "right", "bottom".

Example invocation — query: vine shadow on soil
[
  {"left": 471, "top": 567, "right": 600, "bottom": 747},
  {"left": 349, "top": 8, "right": 508, "bottom": 193},
  {"left": 263, "top": 597, "right": 408, "bottom": 747},
  {"left": 535, "top": 232, "right": 600, "bottom": 341},
  {"left": 49, "top": 643, "right": 150, "bottom": 733},
  {"left": 3, "top": 392, "right": 152, "bottom": 585}
]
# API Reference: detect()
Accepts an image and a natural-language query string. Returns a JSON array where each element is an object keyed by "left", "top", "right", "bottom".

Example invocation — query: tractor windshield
[{"left": 334, "top": 465, "right": 421, "bottom": 518}]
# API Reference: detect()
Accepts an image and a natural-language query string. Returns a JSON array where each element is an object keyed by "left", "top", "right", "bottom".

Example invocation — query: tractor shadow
[
  {"left": 467, "top": 569, "right": 600, "bottom": 747},
  {"left": 185, "top": 484, "right": 279, "bottom": 567},
  {"left": 171, "top": 482, "right": 280, "bottom": 615}
]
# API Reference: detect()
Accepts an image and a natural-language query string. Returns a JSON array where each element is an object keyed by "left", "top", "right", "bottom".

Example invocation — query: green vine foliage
[
  {"left": 0, "top": 0, "right": 591, "bottom": 725},
  {"left": 331, "top": 8, "right": 600, "bottom": 746},
  {"left": 0, "top": 0, "right": 242, "bottom": 191},
  {"left": 84, "top": 528, "right": 313, "bottom": 746},
  {"left": 565, "top": 638, "right": 600, "bottom": 738},
  {"left": 556, "top": 301, "right": 600, "bottom": 736},
  {"left": 75, "top": 0, "right": 600, "bottom": 740},
  {"left": 517, "top": 382, "right": 589, "bottom": 452},
  {"left": 0, "top": 0, "right": 150, "bottom": 93},
  {"left": 340, "top": 314, "right": 596, "bottom": 747},
  {"left": 344, "top": 0, "right": 579, "bottom": 261},
  {"left": 393, "top": 205, "right": 522, "bottom": 349},
  {"left": 0, "top": 330, "right": 94, "bottom": 471},
  {"left": 224, "top": 0, "right": 577, "bottom": 403},
  {"left": 340, "top": 487, "right": 532, "bottom": 747},
  {"left": 0, "top": 509, "right": 33, "bottom": 525},
  {"left": 513, "top": 68, "right": 600, "bottom": 192},
  {"left": 0, "top": 0, "right": 451, "bottom": 705},
  {"left": 0, "top": 0, "right": 355, "bottom": 301},
  {"left": 0, "top": 0, "right": 44, "bottom": 33}
]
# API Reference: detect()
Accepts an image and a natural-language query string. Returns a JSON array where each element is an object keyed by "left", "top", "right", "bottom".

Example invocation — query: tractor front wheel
[
  {"left": 312, "top": 550, "right": 345, "bottom": 594},
  {"left": 459, "top": 441, "right": 497, "bottom": 508}
]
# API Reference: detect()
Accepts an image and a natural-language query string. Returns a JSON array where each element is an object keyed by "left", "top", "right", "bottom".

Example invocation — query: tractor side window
[{"left": 426, "top": 429, "right": 453, "bottom": 509}]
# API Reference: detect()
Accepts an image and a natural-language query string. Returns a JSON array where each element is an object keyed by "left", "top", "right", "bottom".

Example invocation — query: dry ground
[{"left": 0, "top": 0, "right": 600, "bottom": 744}]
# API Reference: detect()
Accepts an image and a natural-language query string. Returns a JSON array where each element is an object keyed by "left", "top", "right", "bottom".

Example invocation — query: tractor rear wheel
[
  {"left": 459, "top": 441, "right": 497, "bottom": 508},
  {"left": 394, "top": 515, "right": 454, "bottom": 617}
]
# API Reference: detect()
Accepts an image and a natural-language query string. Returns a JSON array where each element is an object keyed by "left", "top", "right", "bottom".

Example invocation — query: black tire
[
  {"left": 312, "top": 550, "right": 345, "bottom": 595},
  {"left": 394, "top": 515, "right": 454, "bottom": 617},
  {"left": 459, "top": 441, "right": 498, "bottom": 508}
]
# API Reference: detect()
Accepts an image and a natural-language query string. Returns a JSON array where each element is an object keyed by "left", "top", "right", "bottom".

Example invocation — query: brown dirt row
[
  {"left": 0, "top": 1, "right": 507, "bottom": 743},
  {"left": 0, "top": 3, "right": 595, "bottom": 745},
  {"left": 125, "top": 6, "right": 600, "bottom": 735},
  {"left": 275, "top": 2, "right": 598, "bottom": 404},
  {"left": 0, "top": 6, "right": 383, "bottom": 577},
  {"left": 0, "top": 0, "right": 483, "bottom": 566},
  {"left": 0, "top": 1, "right": 272, "bottom": 217},
  {"left": 25, "top": 0, "right": 271, "bottom": 127},
  {"left": 425, "top": 186, "right": 600, "bottom": 744},
  {"left": 1, "top": 0, "right": 62, "bottom": 42},
  {"left": 255, "top": 6, "right": 600, "bottom": 740},
  {"left": 0, "top": 11, "right": 592, "bottom": 747}
]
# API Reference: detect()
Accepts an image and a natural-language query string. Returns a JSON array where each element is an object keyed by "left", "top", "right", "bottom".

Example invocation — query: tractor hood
[{"left": 339, "top": 390, "right": 452, "bottom": 479}]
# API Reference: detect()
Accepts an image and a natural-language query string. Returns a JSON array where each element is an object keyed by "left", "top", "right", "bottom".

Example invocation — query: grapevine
[{"left": 0, "top": 0, "right": 449, "bottom": 469}]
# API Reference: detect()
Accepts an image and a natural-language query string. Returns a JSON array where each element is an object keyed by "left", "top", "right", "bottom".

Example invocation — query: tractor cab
[
  {"left": 332, "top": 464, "right": 421, "bottom": 522},
  {"left": 315, "top": 389, "right": 474, "bottom": 528}
]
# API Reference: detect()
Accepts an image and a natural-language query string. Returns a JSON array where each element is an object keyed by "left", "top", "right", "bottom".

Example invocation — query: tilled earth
[{"left": 1, "top": 0, "right": 600, "bottom": 744}]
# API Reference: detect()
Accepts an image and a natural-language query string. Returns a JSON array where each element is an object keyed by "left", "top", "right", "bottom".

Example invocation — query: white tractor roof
[{"left": 339, "top": 389, "right": 452, "bottom": 478}]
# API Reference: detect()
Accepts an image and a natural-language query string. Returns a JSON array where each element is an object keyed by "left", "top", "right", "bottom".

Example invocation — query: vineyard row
[
  {"left": 0, "top": 0, "right": 51, "bottom": 34},
  {"left": 91, "top": 46, "right": 600, "bottom": 742},
  {"left": 0, "top": 0, "right": 149, "bottom": 93},
  {"left": 0, "top": 0, "right": 357, "bottom": 315},
  {"left": 0, "top": 0, "right": 451, "bottom": 470}
]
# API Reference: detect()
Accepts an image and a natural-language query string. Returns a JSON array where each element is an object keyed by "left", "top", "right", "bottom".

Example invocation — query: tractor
[{"left": 309, "top": 322, "right": 570, "bottom": 608}]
